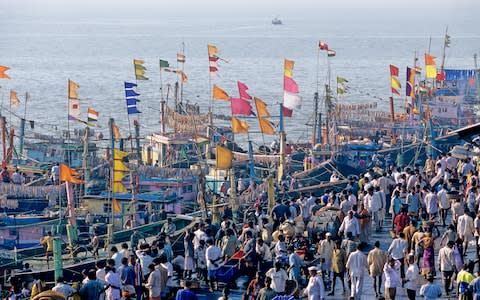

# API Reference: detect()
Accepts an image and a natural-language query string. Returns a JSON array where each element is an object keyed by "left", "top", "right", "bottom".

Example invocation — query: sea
[{"left": 1, "top": 15, "right": 479, "bottom": 147}]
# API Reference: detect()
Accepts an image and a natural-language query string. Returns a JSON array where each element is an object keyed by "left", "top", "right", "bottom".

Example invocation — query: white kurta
[
  {"left": 303, "top": 274, "right": 325, "bottom": 300},
  {"left": 457, "top": 214, "right": 474, "bottom": 241}
]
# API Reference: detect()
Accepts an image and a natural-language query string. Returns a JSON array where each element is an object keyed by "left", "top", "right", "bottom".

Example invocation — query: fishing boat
[{"left": 8, "top": 214, "right": 196, "bottom": 284}]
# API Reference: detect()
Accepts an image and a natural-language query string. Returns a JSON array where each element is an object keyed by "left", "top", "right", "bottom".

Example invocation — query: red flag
[
  {"left": 237, "top": 81, "right": 252, "bottom": 100},
  {"left": 282, "top": 105, "right": 293, "bottom": 117},
  {"left": 231, "top": 98, "right": 254, "bottom": 115},
  {"left": 389, "top": 65, "right": 399, "bottom": 76}
]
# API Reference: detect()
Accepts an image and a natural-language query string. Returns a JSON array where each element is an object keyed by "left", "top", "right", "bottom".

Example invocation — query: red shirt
[{"left": 394, "top": 213, "right": 409, "bottom": 234}]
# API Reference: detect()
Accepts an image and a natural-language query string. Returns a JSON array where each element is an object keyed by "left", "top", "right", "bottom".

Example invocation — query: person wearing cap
[
  {"left": 303, "top": 265, "right": 325, "bottom": 300},
  {"left": 438, "top": 240, "right": 456, "bottom": 295},
  {"left": 345, "top": 244, "right": 368, "bottom": 300},
  {"left": 317, "top": 232, "right": 334, "bottom": 287},
  {"left": 420, "top": 274, "right": 442, "bottom": 300},
  {"left": 367, "top": 241, "right": 388, "bottom": 298},
  {"left": 383, "top": 257, "right": 401, "bottom": 300}
]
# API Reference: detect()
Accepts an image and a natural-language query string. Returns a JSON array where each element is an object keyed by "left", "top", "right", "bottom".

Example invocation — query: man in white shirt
[
  {"left": 388, "top": 232, "right": 408, "bottom": 280},
  {"left": 266, "top": 261, "right": 288, "bottom": 295},
  {"left": 383, "top": 258, "right": 401, "bottom": 300},
  {"left": 438, "top": 241, "right": 455, "bottom": 295},
  {"left": 457, "top": 210, "right": 474, "bottom": 256},
  {"left": 302, "top": 266, "right": 325, "bottom": 300},
  {"left": 339, "top": 210, "right": 360, "bottom": 238},
  {"left": 424, "top": 189, "right": 439, "bottom": 220},
  {"left": 205, "top": 238, "right": 222, "bottom": 292},
  {"left": 346, "top": 244, "right": 368, "bottom": 300},
  {"left": 437, "top": 184, "right": 450, "bottom": 226},
  {"left": 110, "top": 246, "right": 123, "bottom": 271},
  {"left": 404, "top": 254, "right": 420, "bottom": 300}
]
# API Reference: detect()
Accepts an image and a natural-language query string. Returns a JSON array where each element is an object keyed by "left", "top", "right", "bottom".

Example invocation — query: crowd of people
[{"left": 5, "top": 152, "right": 480, "bottom": 300}]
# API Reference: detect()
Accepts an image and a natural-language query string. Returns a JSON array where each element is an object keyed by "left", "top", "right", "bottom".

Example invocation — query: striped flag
[
  {"left": 390, "top": 65, "right": 401, "bottom": 95},
  {"left": 133, "top": 59, "right": 148, "bottom": 80},
  {"left": 87, "top": 108, "right": 99, "bottom": 126},
  {"left": 208, "top": 44, "right": 219, "bottom": 78}
]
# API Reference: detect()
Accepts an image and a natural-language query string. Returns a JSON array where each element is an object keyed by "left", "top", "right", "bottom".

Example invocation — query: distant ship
[{"left": 272, "top": 17, "right": 282, "bottom": 25}]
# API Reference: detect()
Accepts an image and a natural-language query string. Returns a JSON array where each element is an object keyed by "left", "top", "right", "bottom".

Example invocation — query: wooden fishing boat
[{"left": 7, "top": 214, "right": 197, "bottom": 283}]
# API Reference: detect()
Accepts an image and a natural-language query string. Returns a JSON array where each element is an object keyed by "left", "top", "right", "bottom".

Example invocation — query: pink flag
[
  {"left": 237, "top": 81, "right": 252, "bottom": 100},
  {"left": 284, "top": 76, "right": 299, "bottom": 93},
  {"left": 231, "top": 98, "right": 254, "bottom": 115}
]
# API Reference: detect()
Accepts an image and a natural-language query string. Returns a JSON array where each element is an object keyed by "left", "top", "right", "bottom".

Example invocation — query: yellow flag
[
  {"left": 10, "top": 90, "right": 19, "bottom": 107},
  {"left": 114, "top": 149, "right": 129, "bottom": 160},
  {"left": 426, "top": 65, "right": 437, "bottom": 79},
  {"left": 391, "top": 77, "right": 401, "bottom": 89},
  {"left": 213, "top": 85, "right": 230, "bottom": 100},
  {"left": 68, "top": 79, "right": 80, "bottom": 100},
  {"left": 259, "top": 118, "right": 275, "bottom": 135},
  {"left": 231, "top": 117, "right": 249, "bottom": 133},
  {"left": 216, "top": 145, "right": 233, "bottom": 169},
  {"left": 254, "top": 97, "right": 270, "bottom": 117}
]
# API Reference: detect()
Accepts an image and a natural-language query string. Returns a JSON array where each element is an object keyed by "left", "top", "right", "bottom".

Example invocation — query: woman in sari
[
  {"left": 419, "top": 232, "right": 435, "bottom": 276},
  {"left": 358, "top": 204, "right": 371, "bottom": 244}
]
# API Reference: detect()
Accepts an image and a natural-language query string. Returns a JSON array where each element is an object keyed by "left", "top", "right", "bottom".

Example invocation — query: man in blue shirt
[
  {"left": 176, "top": 280, "right": 198, "bottom": 300},
  {"left": 79, "top": 269, "right": 105, "bottom": 300}
]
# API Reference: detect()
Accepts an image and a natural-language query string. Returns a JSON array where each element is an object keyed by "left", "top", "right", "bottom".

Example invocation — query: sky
[{"left": 1, "top": 0, "right": 479, "bottom": 21}]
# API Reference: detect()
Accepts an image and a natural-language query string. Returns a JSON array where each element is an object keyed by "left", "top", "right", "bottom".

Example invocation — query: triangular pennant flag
[
  {"left": 59, "top": 163, "right": 83, "bottom": 184},
  {"left": 231, "top": 117, "right": 249, "bottom": 133},
  {"left": 0, "top": 66, "right": 10, "bottom": 79},
  {"left": 213, "top": 85, "right": 230, "bottom": 100}
]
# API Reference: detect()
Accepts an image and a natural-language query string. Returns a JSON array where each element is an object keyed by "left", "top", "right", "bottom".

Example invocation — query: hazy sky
[{"left": 2, "top": 0, "right": 479, "bottom": 21}]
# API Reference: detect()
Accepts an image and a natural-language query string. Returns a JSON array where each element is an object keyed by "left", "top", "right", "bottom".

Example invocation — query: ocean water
[{"left": 0, "top": 16, "right": 479, "bottom": 146}]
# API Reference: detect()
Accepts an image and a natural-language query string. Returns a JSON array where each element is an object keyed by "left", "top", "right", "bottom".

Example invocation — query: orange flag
[
  {"left": 10, "top": 90, "right": 19, "bottom": 107},
  {"left": 254, "top": 97, "right": 270, "bottom": 117},
  {"left": 0, "top": 66, "right": 10, "bottom": 79},
  {"left": 259, "top": 118, "right": 275, "bottom": 135},
  {"left": 213, "top": 85, "right": 230, "bottom": 100},
  {"left": 59, "top": 163, "right": 83, "bottom": 184},
  {"left": 231, "top": 117, "right": 249, "bottom": 133},
  {"left": 112, "top": 124, "right": 121, "bottom": 140},
  {"left": 112, "top": 198, "right": 122, "bottom": 213}
]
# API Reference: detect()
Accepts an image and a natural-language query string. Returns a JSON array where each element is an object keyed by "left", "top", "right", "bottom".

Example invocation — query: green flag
[{"left": 159, "top": 60, "right": 170, "bottom": 69}]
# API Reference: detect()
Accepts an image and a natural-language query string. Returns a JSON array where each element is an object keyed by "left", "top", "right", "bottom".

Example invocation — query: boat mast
[
  {"left": 312, "top": 46, "right": 320, "bottom": 146},
  {"left": 440, "top": 26, "right": 449, "bottom": 72}
]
